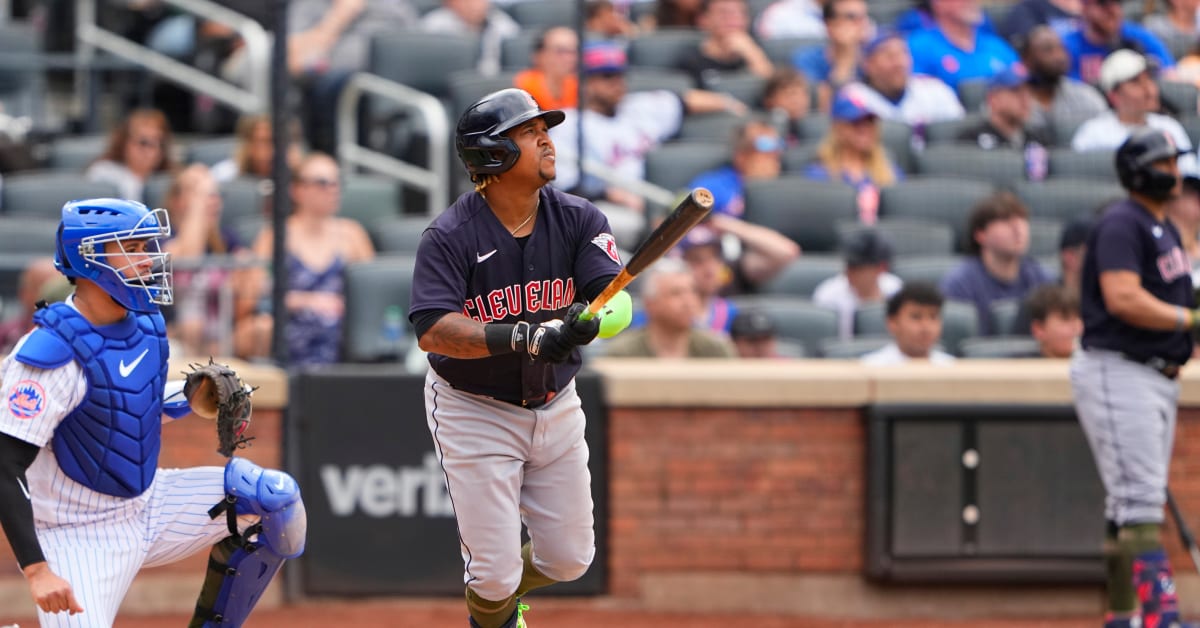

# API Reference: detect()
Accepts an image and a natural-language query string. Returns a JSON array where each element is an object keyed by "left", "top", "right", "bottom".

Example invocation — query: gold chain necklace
[{"left": 510, "top": 208, "right": 537, "bottom": 235}]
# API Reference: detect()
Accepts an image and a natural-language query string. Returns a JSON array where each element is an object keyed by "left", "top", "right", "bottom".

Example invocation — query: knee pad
[{"left": 223, "top": 457, "right": 307, "bottom": 558}]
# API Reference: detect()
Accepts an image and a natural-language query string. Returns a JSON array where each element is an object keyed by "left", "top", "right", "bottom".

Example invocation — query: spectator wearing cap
[
  {"left": 677, "top": 0, "right": 774, "bottom": 90},
  {"left": 551, "top": 40, "right": 746, "bottom": 239},
  {"left": 1059, "top": 216, "right": 1092, "bottom": 294},
  {"left": 762, "top": 68, "right": 813, "bottom": 145},
  {"left": 420, "top": 0, "right": 519, "bottom": 76},
  {"left": 602, "top": 258, "right": 738, "bottom": 358},
  {"left": 804, "top": 87, "right": 903, "bottom": 225},
  {"left": 514, "top": 26, "right": 580, "bottom": 110},
  {"left": 941, "top": 191, "right": 1053, "bottom": 335},
  {"left": 861, "top": 282, "right": 957, "bottom": 365},
  {"left": 1071, "top": 50, "right": 1196, "bottom": 178},
  {"left": 730, "top": 309, "right": 791, "bottom": 358},
  {"left": 1025, "top": 283, "right": 1083, "bottom": 358},
  {"left": 791, "top": 0, "right": 872, "bottom": 111},
  {"left": 1020, "top": 25, "right": 1108, "bottom": 132},
  {"left": 907, "top": 0, "right": 1020, "bottom": 91},
  {"left": 847, "top": 29, "right": 965, "bottom": 128},
  {"left": 955, "top": 66, "right": 1053, "bottom": 180},
  {"left": 813, "top": 229, "right": 904, "bottom": 340},
  {"left": 1060, "top": 0, "right": 1173, "bottom": 85},
  {"left": 754, "top": 0, "right": 827, "bottom": 41},
  {"left": 999, "top": 0, "right": 1082, "bottom": 46}
]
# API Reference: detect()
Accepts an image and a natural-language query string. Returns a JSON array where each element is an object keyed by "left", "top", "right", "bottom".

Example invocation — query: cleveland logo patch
[
  {"left": 591, "top": 233, "right": 622, "bottom": 265},
  {"left": 7, "top": 379, "right": 46, "bottom": 420}
]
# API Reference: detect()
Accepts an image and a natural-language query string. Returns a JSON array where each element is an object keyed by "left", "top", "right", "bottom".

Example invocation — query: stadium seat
[
  {"left": 879, "top": 177, "right": 996, "bottom": 250},
  {"left": 1161, "top": 80, "right": 1199, "bottom": 117},
  {"left": 644, "top": 142, "right": 731, "bottom": 194},
  {"left": 782, "top": 144, "right": 819, "bottom": 173},
  {"left": 941, "top": 300, "right": 980, "bottom": 355},
  {"left": 217, "top": 177, "right": 268, "bottom": 234},
  {"left": 1182, "top": 116, "right": 1200, "bottom": 148},
  {"left": 728, "top": 295, "right": 838, "bottom": 356},
  {"left": 340, "top": 175, "right": 402, "bottom": 229},
  {"left": 835, "top": 218, "right": 955, "bottom": 258},
  {"left": 342, "top": 255, "right": 417, "bottom": 363},
  {"left": 0, "top": 20, "right": 45, "bottom": 122},
  {"left": 0, "top": 218, "right": 57, "bottom": 255},
  {"left": 924, "top": 114, "right": 984, "bottom": 145},
  {"left": 371, "top": 216, "right": 432, "bottom": 254},
  {"left": 1048, "top": 148, "right": 1116, "bottom": 180},
  {"left": 45, "top": 135, "right": 107, "bottom": 171},
  {"left": 890, "top": 254, "right": 966, "bottom": 286},
  {"left": 627, "top": 67, "right": 696, "bottom": 94},
  {"left": 915, "top": 144, "right": 1026, "bottom": 187},
  {"left": 1028, "top": 218, "right": 1063, "bottom": 258},
  {"left": 956, "top": 78, "right": 988, "bottom": 113},
  {"left": 677, "top": 111, "right": 746, "bottom": 141},
  {"left": 713, "top": 71, "right": 766, "bottom": 107},
  {"left": 1012, "top": 178, "right": 1124, "bottom": 223},
  {"left": 0, "top": 172, "right": 120, "bottom": 218},
  {"left": 142, "top": 173, "right": 173, "bottom": 209},
  {"left": 760, "top": 37, "right": 823, "bottom": 66},
  {"left": 449, "top": 71, "right": 519, "bottom": 121},
  {"left": 0, "top": 253, "right": 32, "bottom": 306},
  {"left": 501, "top": 32, "right": 539, "bottom": 71},
  {"left": 743, "top": 177, "right": 858, "bottom": 252},
  {"left": 959, "top": 335, "right": 1042, "bottom": 358},
  {"left": 988, "top": 298, "right": 1024, "bottom": 336},
  {"left": 185, "top": 136, "right": 238, "bottom": 166},
  {"left": 760, "top": 254, "right": 844, "bottom": 297},
  {"left": 797, "top": 114, "right": 830, "bottom": 141},
  {"left": 818, "top": 335, "right": 892, "bottom": 359},
  {"left": 369, "top": 31, "right": 480, "bottom": 99},
  {"left": 628, "top": 29, "right": 705, "bottom": 69},
  {"left": 1048, "top": 113, "right": 1092, "bottom": 147},
  {"left": 508, "top": 0, "right": 577, "bottom": 28}
]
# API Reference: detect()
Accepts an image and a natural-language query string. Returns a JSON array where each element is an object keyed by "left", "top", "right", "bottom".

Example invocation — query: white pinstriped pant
[{"left": 33, "top": 466, "right": 251, "bottom": 628}]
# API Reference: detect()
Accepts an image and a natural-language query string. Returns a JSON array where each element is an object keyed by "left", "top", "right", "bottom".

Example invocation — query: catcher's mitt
[{"left": 183, "top": 358, "right": 256, "bottom": 457}]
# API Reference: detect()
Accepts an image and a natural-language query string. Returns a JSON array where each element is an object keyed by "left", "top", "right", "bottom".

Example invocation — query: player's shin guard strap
[
  {"left": 516, "top": 541, "right": 557, "bottom": 598},
  {"left": 1106, "top": 521, "right": 1137, "bottom": 614},
  {"left": 466, "top": 586, "right": 518, "bottom": 628},
  {"left": 189, "top": 536, "right": 240, "bottom": 628}
]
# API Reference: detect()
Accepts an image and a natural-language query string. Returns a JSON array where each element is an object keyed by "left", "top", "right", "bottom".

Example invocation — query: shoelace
[{"left": 516, "top": 602, "right": 530, "bottom": 627}]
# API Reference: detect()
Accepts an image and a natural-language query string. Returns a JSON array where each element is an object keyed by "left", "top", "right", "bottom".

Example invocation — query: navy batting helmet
[
  {"left": 1116, "top": 127, "right": 1187, "bottom": 201},
  {"left": 455, "top": 88, "right": 565, "bottom": 179}
]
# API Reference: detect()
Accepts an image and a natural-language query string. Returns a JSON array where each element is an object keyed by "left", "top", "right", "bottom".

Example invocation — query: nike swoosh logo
[
  {"left": 119, "top": 348, "right": 150, "bottom": 378},
  {"left": 274, "top": 476, "right": 286, "bottom": 491},
  {"left": 477, "top": 250, "right": 498, "bottom": 263}
]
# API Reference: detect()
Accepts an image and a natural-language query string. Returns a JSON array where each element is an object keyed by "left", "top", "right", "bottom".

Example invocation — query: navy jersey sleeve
[
  {"left": 1092, "top": 213, "right": 1143, "bottom": 275},
  {"left": 571, "top": 200, "right": 624, "bottom": 301},
  {"left": 409, "top": 228, "right": 470, "bottom": 322}
]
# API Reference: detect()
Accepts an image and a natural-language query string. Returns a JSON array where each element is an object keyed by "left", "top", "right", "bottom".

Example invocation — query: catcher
[{"left": 0, "top": 198, "right": 305, "bottom": 627}]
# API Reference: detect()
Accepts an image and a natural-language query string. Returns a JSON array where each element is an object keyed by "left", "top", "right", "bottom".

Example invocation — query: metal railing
[
  {"left": 336, "top": 72, "right": 450, "bottom": 217},
  {"left": 74, "top": 0, "right": 271, "bottom": 116}
]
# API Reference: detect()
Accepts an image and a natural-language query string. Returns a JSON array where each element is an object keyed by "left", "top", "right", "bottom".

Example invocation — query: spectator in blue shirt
[
  {"left": 907, "top": 0, "right": 1020, "bottom": 90},
  {"left": 1061, "top": 0, "right": 1174, "bottom": 86},
  {"left": 940, "top": 191, "right": 1053, "bottom": 335},
  {"left": 791, "top": 0, "right": 872, "bottom": 111},
  {"left": 804, "top": 87, "right": 903, "bottom": 224}
]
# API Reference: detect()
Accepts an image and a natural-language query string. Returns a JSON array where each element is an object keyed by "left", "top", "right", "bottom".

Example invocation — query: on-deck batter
[
  {"left": 1071, "top": 127, "right": 1200, "bottom": 628},
  {"left": 409, "top": 88, "right": 621, "bottom": 628},
  {"left": 0, "top": 198, "right": 306, "bottom": 627}
]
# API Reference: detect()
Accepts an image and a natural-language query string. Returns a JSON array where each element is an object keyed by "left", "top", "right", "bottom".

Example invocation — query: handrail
[
  {"left": 74, "top": 0, "right": 270, "bottom": 114},
  {"left": 336, "top": 72, "right": 450, "bottom": 217},
  {"left": 581, "top": 157, "right": 677, "bottom": 208}
]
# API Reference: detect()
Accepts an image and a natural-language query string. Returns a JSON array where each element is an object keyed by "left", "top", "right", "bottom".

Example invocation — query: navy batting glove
[
  {"left": 528, "top": 320, "right": 574, "bottom": 363},
  {"left": 562, "top": 302, "right": 600, "bottom": 346}
]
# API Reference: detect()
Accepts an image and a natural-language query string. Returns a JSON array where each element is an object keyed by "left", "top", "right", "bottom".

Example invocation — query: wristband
[
  {"left": 484, "top": 321, "right": 529, "bottom": 355},
  {"left": 1177, "top": 306, "right": 1188, "bottom": 333}
]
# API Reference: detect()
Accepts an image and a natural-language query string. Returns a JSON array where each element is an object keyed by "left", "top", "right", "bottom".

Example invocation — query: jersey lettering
[
  {"left": 1158, "top": 247, "right": 1189, "bottom": 283},
  {"left": 464, "top": 278, "right": 576, "bottom": 323}
]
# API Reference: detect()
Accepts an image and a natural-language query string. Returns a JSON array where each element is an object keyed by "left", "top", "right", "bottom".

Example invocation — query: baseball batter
[
  {"left": 1071, "top": 128, "right": 1199, "bottom": 628},
  {"left": 409, "top": 88, "right": 623, "bottom": 628},
  {"left": 0, "top": 198, "right": 306, "bottom": 627}
]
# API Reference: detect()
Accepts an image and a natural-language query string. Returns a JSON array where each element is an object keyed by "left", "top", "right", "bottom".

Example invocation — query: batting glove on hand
[
  {"left": 562, "top": 302, "right": 601, "bottom": 346},
  {"left": 528, "top": 319, "right": 575, "bottom": 363}
]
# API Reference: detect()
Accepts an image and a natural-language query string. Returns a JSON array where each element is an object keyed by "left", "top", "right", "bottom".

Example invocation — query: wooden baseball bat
[
  {"left": 584, "top": 188, "right": 714, "bottom": 318},
  {"left": 1167, "top": 489, "right": 1200, "bottom": 575}
]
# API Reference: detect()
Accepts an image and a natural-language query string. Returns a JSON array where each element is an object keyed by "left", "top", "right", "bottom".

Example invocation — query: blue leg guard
[{"left": 191, "top": 457, "right": 306, "bottom": 627}]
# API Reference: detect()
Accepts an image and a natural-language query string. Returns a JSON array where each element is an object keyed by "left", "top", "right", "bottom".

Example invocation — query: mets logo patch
[
  {"left": 591, "top": 233, "right": 622, "bottom": 265},
  {"left": 7, "top": 379, "right": 46, "bottom": 420}
]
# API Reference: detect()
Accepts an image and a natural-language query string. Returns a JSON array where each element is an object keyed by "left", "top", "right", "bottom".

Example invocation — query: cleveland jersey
[{"left": 410, "top": 187, "right": 622, "bottom": 402}]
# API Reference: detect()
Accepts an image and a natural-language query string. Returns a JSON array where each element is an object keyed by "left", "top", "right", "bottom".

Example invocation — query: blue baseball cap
[
  {"left": 581, "top": 41, "right": 627, "bottom": 75},
  {"left": 862, "top": 29, "right": 903, "bottom": 57},
  {"left": 831, "top": 88, "right": 876, "bottom": 122},
  {"left": 987, "top": 65, "right": 1029, "bottom": 91}
]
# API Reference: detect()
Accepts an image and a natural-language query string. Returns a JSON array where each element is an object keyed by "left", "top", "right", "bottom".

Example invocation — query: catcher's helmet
[
  {"left": 1116, "top": 126, "right": 1187, "bottom": 201},
  {"left": 56, "top": 198, "right": 173, "bottom": 312},
  {"left": 455, "top": 88, "right": 565, "bottom": 179}
]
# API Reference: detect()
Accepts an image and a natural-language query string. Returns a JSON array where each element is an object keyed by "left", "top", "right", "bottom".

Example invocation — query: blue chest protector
[{"left": 16, "top": 303, "right": 168, "bottom": 497}]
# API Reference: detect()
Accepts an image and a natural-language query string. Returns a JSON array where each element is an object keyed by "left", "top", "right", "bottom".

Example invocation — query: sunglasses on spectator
[
  {"left": 751, "top": 136, "right": 783, "bottom": 153},
  {"left": 299, "top": 177, "right": 340, "bottom": 189}
]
